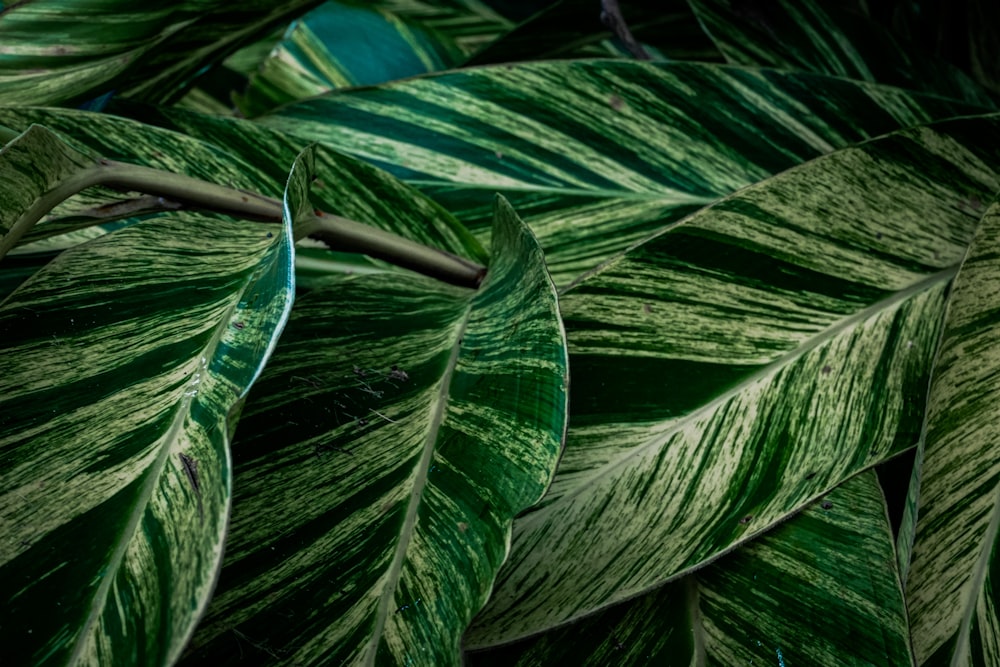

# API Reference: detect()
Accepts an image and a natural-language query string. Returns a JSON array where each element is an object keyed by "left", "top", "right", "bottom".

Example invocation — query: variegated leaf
[
  {"left": 0, "top": 1, "right": 323, "bottom": 106},
  {"left": 0, "top": 154, "right": 298, "bottom": 665},
  {"left": 904, "top": 196, "right": 1000, "bottom": 664},
  {"left": 179, "top": 196, "right": 567, "bottom": 665},
  {"left": 236, "top": 2, "right": 464, "bottom": 118},
  {"left": 464, "top": 114, "right": 1000, "bottom": 646},
  {"left": 466, "top": 473, "right": 911, "bottom": 666},
  {"left": 258, "top": 60, "right": 987, "bottom": 286}
]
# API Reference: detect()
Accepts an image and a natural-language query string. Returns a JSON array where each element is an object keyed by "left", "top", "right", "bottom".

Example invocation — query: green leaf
[
  {"left": 688, "top": 0, "right": 996, "bottom": 108},
  {"left": 236, "top": 2, "right": 465, "bottom": 118},
  {"left": 101, "top": 103, "right": 488, "bottom": 266},
  {"left": 466, "top": 0, "right": 722, "bottom": 65},
  {"left": 179, "top": 196, "right": 567, "bottom": 665},
  {"left": 903, "top": 195, "right": 1000, "bottom": 664},
  {"left": 0, "top": 178, "right": 296, "bottom": 664},
  {"left": 0, "top": 1, "right": 323, "bottom": 106},
  {"left": 463, "top": 114, "right": 1000, "bottom": 647},
  {"left": 352, "top": 0, "right": 514, "bottom": 55},
  {"left": 466, "top": 472, "right": 911, "bottom": 666},
  {"left": 259, "top": 60, "right": 988, "bottom": 286}
]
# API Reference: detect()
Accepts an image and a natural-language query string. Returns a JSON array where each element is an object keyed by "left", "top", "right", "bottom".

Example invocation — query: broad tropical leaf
[
  {"left": 180, "top": 196, "right": 567, "bottom": 665},
  {"left": 100, "top": 103, "right": 487, "bottom": 265},
  {"left": 467, "top": 0, "right": 722, "bottom": 65},
  {"left": 0, "top": 1, "right": 323, "bottom": 106},
  {"left": 236, "top": 1, "right": 465, "bottom": 118},
  {"left": 688, "top": 0, "right": 995, "bottom": 108},
  {"left": 355, "top": 0, "right": 514, "bottom": 55},
  {"left": 259, "top": 60, "right": 987, "bottom": 286},
  {"left": 467, "top": 472, "right": 910, "bottom": 665},
  {"left": 903, "top": 196, "right": 1000, "bottom": 664},
  {"left": 463, "top": 114, "right": 1000, "bottom": 646},
  {"left": 0, "top": 165, "right": 297, "bottom": 664}
]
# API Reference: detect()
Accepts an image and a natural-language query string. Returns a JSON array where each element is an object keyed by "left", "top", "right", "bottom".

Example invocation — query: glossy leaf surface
[
  {"left": 689, "top": 0, "right": 995, "bottom": 107},
  {"left": 0, "top": 0, "right": 322, "bottom": 106},
  {"left": 181, "top": 197, "right": 567, "bottom": 665},
  {"left": 464, "top": 114, "right": 1000, "bottom": 645},
  {"left": 236, "top": 2, "right": 464, "bottom": 117},
  {"left": 260, "top": 60, "right": 986, "bottom": 286},
  {"left": 467, "top": 473, "right": 911, "bottom": 666},
  {"left": 904, "top": 196, "right": 1000, "bottom": 664},
  {"left": 0, "top": 184, "right": 296, "bottom": 664}
]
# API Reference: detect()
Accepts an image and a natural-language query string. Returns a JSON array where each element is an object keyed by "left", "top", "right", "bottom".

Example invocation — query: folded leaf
[
  {"left": 465, "top": 113, "right": 1000, "bottom": 646},
  {"left": 466, "top": 472, "right": 911, "bottom": 666},
  {"left": 0, "top": 191, "right": 296, "bottom": 663},
  {"left": 180, "top": 196, "right": 567, "bottom": 665},
  {"left": 259, "top": 60, "right": 987, "bottom": 286},
  {"left": 904, "top": 196, "right": 1000, "bottom": 664}
]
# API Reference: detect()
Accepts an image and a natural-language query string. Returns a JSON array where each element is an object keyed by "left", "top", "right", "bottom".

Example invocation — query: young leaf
[
  {"left": 904, "top": 196, "right": 1000, "bottom": 664},
  {"left": 259, "top": 60, "right": 988, "bottom": 286},
  {"left": 466, "top": 473, "right": 911, "bottom": 666},
  {"left": 0, "top": 198, "right": 295, "bottom": 663},
  {"left": 180, "top": 195, "right": 567, "bottom": 665},
  {"left": 463, "top": 113, "right": 1000, "bottom": 646}
]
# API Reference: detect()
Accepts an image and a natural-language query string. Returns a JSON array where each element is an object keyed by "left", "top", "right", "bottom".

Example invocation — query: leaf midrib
[
  {"left": 538, "top": 264, "right": 961, "bottom": 513},
  {"left": 66, "top": 294, "right": 242, "bottom": 665},
  {"left": 363, "top": 304, "right": 472, "bottom": 665}
]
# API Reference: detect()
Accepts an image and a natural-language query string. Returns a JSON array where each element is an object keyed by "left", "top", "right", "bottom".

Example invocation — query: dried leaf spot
[
  {"left": 821, "top": 501, "right": 834, "bottom": 510},
  {"left": 389, "top": 365, "right": 410, "bottom": 382},
  {"left": 495, "top": 150, "right": 504, "bottom": 160},
  {"left": 609, "top": 94, "right": 625, "bottom": 111},
  {"left": 643, "top": 303, "right": 652, "bottom": 313},
  {"left": 232, "top": 321, "right": 245, "bottom": 330},
  {"left": 821, "top": 364, "right": 832, "bottom": 375},
  {"left": 457, "top": 522, "right": 468, "bottom": 533},
  {"left": 266, "top": 232, "right": 273, "bottom": 238},
  {"left": 739, "top": 515, "right": 753, "bottom": 525}
]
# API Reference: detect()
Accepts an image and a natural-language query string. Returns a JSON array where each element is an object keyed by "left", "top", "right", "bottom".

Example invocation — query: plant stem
[
  {"left": 5, "top": 157, "right": 487, "bottom": 289},
  {"left": 600, "top": 0, "right": 650, "bottom": 60},
  {"left": 298, "top": 211, "right": 487, "bottom": 289}
]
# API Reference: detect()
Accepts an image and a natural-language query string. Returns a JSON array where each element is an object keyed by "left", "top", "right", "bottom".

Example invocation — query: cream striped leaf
[
  {"left": 688, "top": 0, "right": 995, "bottom": 107},
  {"left": 358, "top": 0, "right": 514, "bottom": 55},
  {"left": 904, "top": 196, "right": 1000, "bottom": 665},
  {"left": 180, "top": 196, "right": 567, "bottom": 665},
  {"left": 259, "top": 60, "right": 987, "bottom": 286},
  {"left": 465, "top": 472, "right": 910, "bottom": 666},
  {"left": 235, "top": 2, "right": 464, "bottom": 118},
  {"left": 463, "top": 113, "right": 1000, "bottom": 646},
  {"left": 0, "top": 152, "right": 299, "bottom": 664},
  {"left": 0, "top": 1, "right": 322, "bottom": 106}
]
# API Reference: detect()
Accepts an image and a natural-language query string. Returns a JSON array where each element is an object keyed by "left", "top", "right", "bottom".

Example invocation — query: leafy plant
[{"left": 2, "top": 1, "right": 1000, "bottom": 665}]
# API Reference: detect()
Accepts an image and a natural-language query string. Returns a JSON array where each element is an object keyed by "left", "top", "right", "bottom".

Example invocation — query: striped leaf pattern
[
  {"left": 236, "top": 2, "right": 464, "bottom": 118},
  {"left": 358, "top": 0, "right": 514, "bottom": 55},
  {"left": 0, "top": 177, "right": 296, "bottom": 665},
  {"left": 466, "top": 472, "right": 911, "bottom": 666},
  {"left": 689, "top": 0, "right": 995, "bottom": 107},
  {"left": 259, "top": 60, "right": 987, "bottom": 286},
  {"left": 180, "top": 196, "right": 567, "bottom": 665},
  {"left": 102, "top": 103, "right": 487, "bottom": 265},
  {"left": 0, "top": 0, "right": 321, "bottom": 106},
  {"left": 463, "top": 114, "right": 1000, "bottom": 646},
  {"left": 904, "top": 196, "right": 1000, "bottom": 664}
]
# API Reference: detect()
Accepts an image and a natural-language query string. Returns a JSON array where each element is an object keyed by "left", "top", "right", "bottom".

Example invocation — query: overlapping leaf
[
  {"left": 903, "top": 196, "right": 1000, "bottom": 664},
  {"left": 356, "top": 0, "right": 514, "bottom": 55},
  {"left": 236, "top": 2, "right": 465, "bottom": 118},
  {"left": 259, "top": 60, "right": 987, "bottom": 286},
  {"left": 0, "top": 0, "right": 323, "bottom": 106},
  {"left": 463, "top": 114, "right": 1000, "bottom": 646},
  {"left": 180, "top": 196, "right": 567, "bottom": 665},
  {"left": 688, "top": 0, "right": 995, "bottom": 107},
  {"left": 0, "top": 146, "right": 297, "bottom": 665},
  {"left": 466, "top": 473, "right": 910, "bottom": 666}
]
